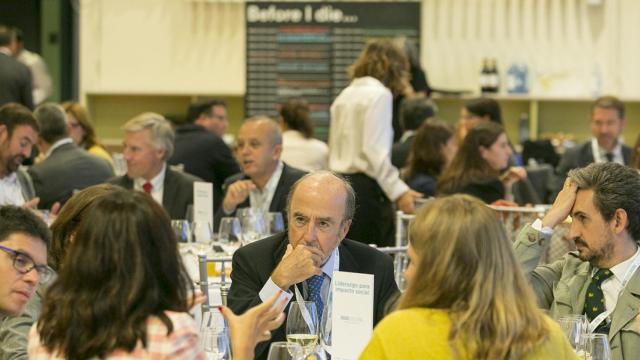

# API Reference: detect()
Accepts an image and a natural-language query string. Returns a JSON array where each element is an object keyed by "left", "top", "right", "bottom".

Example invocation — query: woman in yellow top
[
  {"left": 360, "top": 195, "right": 579, "bottom": 360},
  {"left": 62, "top": 102, "right": 114, "bottom": 168}
]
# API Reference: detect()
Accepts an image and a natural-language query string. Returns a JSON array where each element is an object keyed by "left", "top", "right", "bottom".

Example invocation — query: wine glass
[
  {"left": 557, "top": 315, "right": 587, "bottom": 350},
  {"left": 239, "top": 208, "right": 268, "bottom": 245},
  {"left": 267, "top": 341, "right": 304, "bottom": 360},
  {"left": 286, "top": 301, "right": 319, "bottom": 359},
  {"left": 218, "top": 217, "right": 242, "bottom": 251},
  {"left": 200, "top": 308, "right": 230, "bottom": 360},
  {"left": 267, "top": 212, "right": 285, "bottom": 234},
  {"left": 577, "top": 333, "right": 610, "bottom": 360},
  {"left": 192, "top": 221, "right": 213, "bottom": 253},
  {"left": 319, "top": 290, "right": 333, "bottom": 358}
]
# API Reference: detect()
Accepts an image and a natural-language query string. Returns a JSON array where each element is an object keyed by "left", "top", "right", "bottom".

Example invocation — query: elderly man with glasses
[{"left": 0, "top": 205, "right": 52, "bottom": 359}]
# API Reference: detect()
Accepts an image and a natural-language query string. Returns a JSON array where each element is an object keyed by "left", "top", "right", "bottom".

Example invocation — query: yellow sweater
[{"left": 359, "top": 308, "right": 579, "bottom": 360}]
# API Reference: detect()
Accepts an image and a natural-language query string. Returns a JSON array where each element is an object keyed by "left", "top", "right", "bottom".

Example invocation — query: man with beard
[
  {"left": 514, "top": 162, "right": 640, "bottom": 360},
  {"left": 0, "top": 103, "right": 38, "bottom": 206}
]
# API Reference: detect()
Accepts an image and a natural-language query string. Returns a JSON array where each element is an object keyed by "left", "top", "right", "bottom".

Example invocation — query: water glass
[
  {"left": 267, "top": 212, "right": 285, "bottom": 234},
  {"left": 577, "top": 333, "right": 610, "bottom": 360},
  {"left": 267, "top": 341, "right": 303, "bottom": 360},
  {"left": 192, "top": 221, "right": 213, "bottom": 253},
  {"left": 218, "top": 217, "right": 242, "bottom": 245},
  {"left": 239, "top": 208, "right": 268, "bottom": 245},
  {"left": 557, "top": 315, "right": 587, "bottom": 350},
  {"left": 200, "top": 308, "right": 230, "bottom": 360},
  {"left": 286, "top": 301, "right": 319, "bottom": 359},
  {"left": 171, "top": 220, "right": 192, "bottom": 243}
]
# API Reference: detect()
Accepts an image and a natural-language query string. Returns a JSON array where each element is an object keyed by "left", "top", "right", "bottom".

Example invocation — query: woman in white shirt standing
[
  {"left": 328, "top": 39, "right": 421, "bottom": 247},
  {"left": 279, "top": 98, "right": 328, "bottom": 172}
]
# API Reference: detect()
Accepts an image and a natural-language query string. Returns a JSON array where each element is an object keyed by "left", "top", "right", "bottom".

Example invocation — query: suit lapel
[
  {"left": 162, "top": 167, "right": 177, "bottom": 213},
  {"left": 580, "top": 142, "right": 595, "bottom": 166},
  {"left": 338, "top": 241, "right": 358, "bottom": 273},
  {"left": 270, "top": 164, "right": 289, "bottom": 212},
  {"left": 609, "top": 270, "right": 640, "bottom": 338}
]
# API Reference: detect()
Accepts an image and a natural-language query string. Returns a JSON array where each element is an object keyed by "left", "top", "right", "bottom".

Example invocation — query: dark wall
[{"left": 0, "top": 0, "right": 41, "bottom": 53}]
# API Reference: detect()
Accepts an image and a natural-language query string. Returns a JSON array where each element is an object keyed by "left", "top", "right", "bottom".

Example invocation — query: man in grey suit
[
  {"left": 555, "top": 96, "right": 632, "bottom": 193},
  {"left": 515, "top": 162, "right": 640, "bottom": 360},
  {"left": 109, "top": 112, "right": 200, "bottom": 219},
  {"left": 28, "top": 103, "right": 113, "bottom": 209},
  {"left": 0, "top": 103, "right": 38, "bottom": 206},
  {"left": 0, "top": 26, "right": 33, "bottom": 109}
]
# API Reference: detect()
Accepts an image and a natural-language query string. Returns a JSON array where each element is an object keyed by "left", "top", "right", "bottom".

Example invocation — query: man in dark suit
[
  {"left": 216, "top": 116, "right": 305, "bottom": 227},
  {"left": 555, "top": 96, "right": 631, "bottom": 193},
  {"left": 228, "top": 171, "right": 399, "bottom": 359},
  {"left": 108, "top": 112, "right": 200, "bottom": 219},
  {"left": 28, "top": 103, "right": 113, "bottom": 209},
  {"left": 0, "top": 26, "right": 33, "bottom": 109},
  {"left": 391, "top": 97, "right": 437, "bottom": 169},
  {"left": 169, "top": 100, "right": 239, "bottom": 213}
]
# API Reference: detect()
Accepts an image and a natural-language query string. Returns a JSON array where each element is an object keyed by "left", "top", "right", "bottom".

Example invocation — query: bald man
[
  {"left": 215, "top": 116, "right": 305, "bottom": 227},
  {"left": 227, "top": 171, "right": 399, "bottom": 359}
]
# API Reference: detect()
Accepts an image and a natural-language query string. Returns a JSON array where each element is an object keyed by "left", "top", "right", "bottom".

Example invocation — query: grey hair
[
  {"left": 568, "top": 162, "right": 640, "bottom": 240},
  {"left": 33, "top": 103, "right": 68, "bottom": 144},
  {"left": 122, "top": 112, "right": 174, "bottom": 159},
  {"left": 244, "top": 115, "right": 282, "bottom": 146},
  {"left": 286, "top": 171, "right": 356, "bottom": 223}
]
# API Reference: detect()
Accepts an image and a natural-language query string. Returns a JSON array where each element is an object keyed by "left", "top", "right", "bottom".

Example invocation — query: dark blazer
[
  {"left": 169, "top": 124, "right": 240, "bottom": 213},
  {"left": 555, "top": 141, "right": 632, "bottom": 193},
  {"left": 391, "top": 134, "right": 414, "bottom": 169},
  {"left": 28, "top": 142, "right": 113, "bottom": 209},
  {"left": 0, "top": 52, "right": 33, "bottom": 109},
  {"left": 228, "top": 232, "right": 399, "bottom": 360},
  {"left": 214, "top": 163, "right": 306, "bottom": 228},
  {"left": 108, "top": 165, "right": 201, "bottom": 219}
]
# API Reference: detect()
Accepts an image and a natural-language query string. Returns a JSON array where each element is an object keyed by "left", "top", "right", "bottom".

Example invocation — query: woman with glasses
[
  {"left": 360, "top": 195, "right": 578, "bottom": 359},
  {"left": 28, "top": 189, "right": 203, "bottom": 359}
]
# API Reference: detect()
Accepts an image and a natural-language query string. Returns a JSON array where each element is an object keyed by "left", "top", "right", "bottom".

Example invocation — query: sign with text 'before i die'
[{"left": 245, "top": 1, "right": 421, "bottom": 141}]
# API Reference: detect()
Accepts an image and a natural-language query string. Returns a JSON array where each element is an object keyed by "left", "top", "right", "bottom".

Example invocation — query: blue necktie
[{"left": 307, "top": 274, "right": 324, "bottom": 316}]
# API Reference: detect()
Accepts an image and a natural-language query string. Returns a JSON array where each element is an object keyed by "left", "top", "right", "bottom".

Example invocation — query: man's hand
[
  {"left": 220, "top": 291, "right": 287, "bottom": 360},
  {"left": 271, "top": 244, "right": 324, "bottom": 290},
  {"left": 23, "top": 197, "right": 40, "bottom": 210},
  {"left": 542, "top": 178, "right": 578, "bottom": 228},
  {"left": 396, "top": 189, "right": 423, "bottom": 214},
  {"left": 222, "top": 180, "right": 256, "bottom": 213}
]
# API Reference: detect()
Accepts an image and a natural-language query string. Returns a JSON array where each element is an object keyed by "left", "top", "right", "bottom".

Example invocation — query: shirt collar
[
  {"left": 321, "top": 247, "right": 340, "bottom": 280},
  {"left": 260, "top": 160, "right": 283, "bottom": 194},
  {"left": 399, "top": 130, "right": 416, "bottom": 143},
  {"left": 610, "top": 247, "right": 640, "bottom": 283},
  {"left": 44, "top": 138, "right": 73, "bottom": 158},
  {"left": 134, "top": 162, "right": 166, "bottom": 189},
  {"left": 0, "top": 171, "right": 18, "bottom": 183},
  {"left": 591, "top": 137, "right": 622, "bottom": 159}
]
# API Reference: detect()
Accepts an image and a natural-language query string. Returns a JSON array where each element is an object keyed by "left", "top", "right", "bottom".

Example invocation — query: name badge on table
[
  {"left": 331, "top": 271, "right": 374, "bottom": 360},
  {"left": 193, "top": 182, "right": 213, "bottom": 225}
]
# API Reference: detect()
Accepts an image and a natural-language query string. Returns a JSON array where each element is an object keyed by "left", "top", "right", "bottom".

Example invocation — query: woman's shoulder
[{"left": 376, "top": 308, "right": 450, "bottom": 332}]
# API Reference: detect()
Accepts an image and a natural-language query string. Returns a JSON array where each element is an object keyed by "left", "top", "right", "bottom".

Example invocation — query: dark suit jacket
[
  {"left": 108, "top": 165, "right": 201, "bottom": 219},
  {"left": 169, "top": 124, "right": 240, "bottom": 213},
  {"left": 214, "top": 163, "right": 306, "bottom": 228},
  {"left": 28, "top": 142, "right": 113, "bottom": 209},
  {"left": 0, "top": 52, "right": 33, "bottom": 109},
  {"left": 391, "top": 134, "right": 414, "bottom": 169},
  {"left": 555, "top": 141, "right": 632, "bottom": 193},
  {"left": 228, "top": 232, "right": 399, "bottom": 360}
]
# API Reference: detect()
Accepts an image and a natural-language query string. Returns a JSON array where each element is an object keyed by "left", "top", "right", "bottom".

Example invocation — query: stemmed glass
[
  {"left": 267, "top": 212, "right": 285, "bottom": 234},
  {"left": 172, "top": 220, "right": 193, "bottom": 255},
  {"left": 200, "top": 308, "right": 230, "bottom": 360},
  {"left": 192, "top": 221, "right": 213, "bottom": 253},
  {"left": 286, "top": 301, "right": 319, "bottom": 359},
  {"left": 319, "top": 291, "right": 333, "bottom": 358},
  {"left": 239, "top": 208, "right": 268, "bottom": 245},
  {"left": 267, "top": 341, "right": 304, "bottom": 360},
  {"left": 557, "top": 315, "right": 588, "bottom": 350},
  {"left": 218, "top": 217, "right": 242, "bottom": 253},
  {"left": 577, "top": 333, "right": 610, "bottom": 360}
]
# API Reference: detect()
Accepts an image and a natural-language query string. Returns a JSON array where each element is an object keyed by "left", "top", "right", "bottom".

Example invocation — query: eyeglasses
[{"left": 0, "top": 244, "right": 54, "bottom": 283}]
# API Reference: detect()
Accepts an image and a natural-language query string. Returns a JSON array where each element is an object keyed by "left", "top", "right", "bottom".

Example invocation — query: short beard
[{"left": 576, "top": 232, "right": 615, "bottom": 268}]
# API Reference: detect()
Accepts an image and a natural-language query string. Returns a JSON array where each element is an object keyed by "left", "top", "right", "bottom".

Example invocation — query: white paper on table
[
  {"left": 331, "top": 271, "right": 374, "bottom": 360},
  {"left": 193, "top": 182, "right": 214, "bottom": 225}
]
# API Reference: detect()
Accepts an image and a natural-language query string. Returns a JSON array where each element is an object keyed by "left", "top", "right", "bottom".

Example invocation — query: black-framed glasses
[{"left": 0, "top": 244, "right": 54, "bottom": 283}]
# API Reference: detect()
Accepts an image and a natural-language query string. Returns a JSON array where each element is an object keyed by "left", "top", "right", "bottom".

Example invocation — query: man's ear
[
  {"left": 611, "top": 208, "right": 628, "bottom": 236},
  {"left": 339, "top": 219, "right": 352, "bottom": 240}
]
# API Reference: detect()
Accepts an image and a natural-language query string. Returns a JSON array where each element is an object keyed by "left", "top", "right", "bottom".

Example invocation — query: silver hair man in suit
[
  {"left": 515, "top": 162, "right": 640, "bottom": 360},
  {"left": 108, "top": 112, "right": 200, "bottom": 219}
]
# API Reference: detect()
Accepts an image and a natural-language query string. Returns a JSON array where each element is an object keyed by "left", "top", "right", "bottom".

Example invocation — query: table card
[
  {"left": 193, "top": 182, "right": 213, "bottom": 225},
  {"left": 331, "top": 271, "right": 374, "bottom": 360}
]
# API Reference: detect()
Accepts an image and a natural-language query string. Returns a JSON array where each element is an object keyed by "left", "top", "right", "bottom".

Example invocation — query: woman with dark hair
[
  {"left": 329, "top": 39, "right": 421, "bottom": 247},
  {"left": 456, "top": 97, "right": 502, "bottom": 143},
  {"left": 401, "top": 119, "right": 456, "bottom": 196},
  {"left": 62, "top": 102, "right": 113, "bottom": 167},
  {"left": 437, "top": 122, "right": 526, "bottom": 204},
  {"left": 29, "top": 189, "right": 203, "bottom": 359},
  {"left": 360, "top": 195, "right": 577, "bottom": 359},
  {"left": 278, "top": 97, "right": 328, "bottom": 172}
]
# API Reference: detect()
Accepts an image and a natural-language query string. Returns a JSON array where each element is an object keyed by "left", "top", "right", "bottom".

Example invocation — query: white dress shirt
[
  {"left": 0, "top": 172, "right": 25, "bottom": 206},
  {"left": 249, "top": 161, "right": 283, "bottom": 214},
  {"left": 328, "top": 76, "right": 409, "bottom": 201},
  {"left": 17, "top": 49, "right": 53, "bottom": 105},
  {"left": 133, "top": 163, "right": 166, "bottom": 205},
  {"left": 590, "top": 138, "right": 624, "bottom": 164},
  {"left": 281, "top": 130, "right": 328, "bottom": 172}
]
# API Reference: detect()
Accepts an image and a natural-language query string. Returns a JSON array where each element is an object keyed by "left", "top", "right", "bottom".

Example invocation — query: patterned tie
[
  {"left": 142, "top": 182, "right": 153, "bottom": 195},
  {"left": 605, "top": 153, "right": 614, "bottom": 162},
  {"left": 584, "top": 268, "right": 613, "bottom": 322},
  {"left": 307, "top": 274, "right": 325, "bottom": 316}
]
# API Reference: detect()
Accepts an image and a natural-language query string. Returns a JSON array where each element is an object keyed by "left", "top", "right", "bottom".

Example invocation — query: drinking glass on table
[
  {"left": 267, "top": 342, "right": 303, "bottom": 360},
  {"left": 577, "top": 333, "right": 610, "bottom": 360},
  {"left": 319, "top": 291, "right": 333, "bottom": 358},
  {"left": 267, "top": 212, "right": 285, "bottom": 234},
  {"left": 286, "top": 301, "right": 319, "bottom": 359},
  {"left": 200, "top": 308, "right": 231, "bottom": 360},
  {"left": 239, "top": 208, "right": 268, "bottom": 245},
  {"left": 557, "top": 315, "right": 587, "bottom": 350},
  {"left": 218, "top": 217, "right": 242, "bottom": 247},
  {"left": 192, "top": 221, "right": 213, "bottom": 253}
]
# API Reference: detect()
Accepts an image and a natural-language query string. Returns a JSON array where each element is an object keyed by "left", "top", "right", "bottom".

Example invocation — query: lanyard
[{"left": 588, "top": 254, "right": 640, "bottom": 333}]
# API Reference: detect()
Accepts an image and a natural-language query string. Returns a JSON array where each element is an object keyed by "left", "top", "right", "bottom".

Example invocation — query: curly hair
[{"left": 349, "top": 39, "right": 409, "bottom": 96}]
